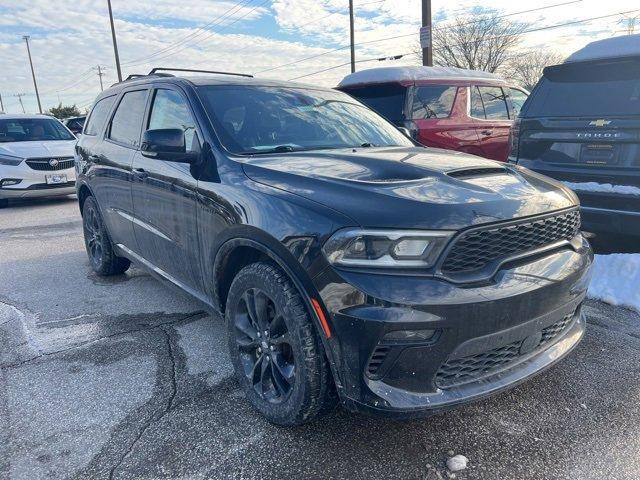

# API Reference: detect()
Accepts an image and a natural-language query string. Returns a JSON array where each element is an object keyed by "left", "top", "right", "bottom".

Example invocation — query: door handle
[
  {"left": 480, "top": 130, "right": 493, "bottom": 136},
  {"left": 133, "top": 168, "right": 149, "bottom": 179}
]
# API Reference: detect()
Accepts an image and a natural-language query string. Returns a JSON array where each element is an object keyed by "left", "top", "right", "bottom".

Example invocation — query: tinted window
[
  {"left": 85, "top": 97, "right": 115, "bottom": 136},
  {"left": 198, "top": 86, "right": 413, "bottom": 154},
  {"left": 507, "top": 88, "right": 528, "bottom": 118},
  {"left": 478, "top": 86, "right": 509, "bottom": 119},
  {"left": 341, "top": 84, "right": 407, "bottom": 123},
  {"left": 148, "top": 89, "right": 199, "bottom": 152},
  {"left": 470, "top": 86, "right": 485, "bottom": 118},
  {"left": 109, "top": 90, "right": 148, "bottom": 147},
  {"left": 525, "top": 59, "right": 640, "bottom": 117},
  {"left": 410, "top": 86, "right": 457, "bottom": 119},
  {"left": 0, "top": 118, "right": 75, "bottom": 143}
]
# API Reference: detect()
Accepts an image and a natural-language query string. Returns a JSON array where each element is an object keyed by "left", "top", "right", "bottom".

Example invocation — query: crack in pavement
[
  {"left": 0, "top": 311, "right": 207, "bottom": 370},
  {"left": 107, "top": 325, "right": 179, "bottom": 480}
]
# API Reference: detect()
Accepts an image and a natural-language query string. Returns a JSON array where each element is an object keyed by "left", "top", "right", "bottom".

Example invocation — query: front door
[
  {"left": 130, "top": 87, "right": 203, "bottom": 293},
  {"left": 470, "top": 85, "right": 512, "bottom": 161}
]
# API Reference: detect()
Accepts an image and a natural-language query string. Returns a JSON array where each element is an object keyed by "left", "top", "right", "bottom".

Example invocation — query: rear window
[
  {"left": 341, "top": 84, "right": 407, "bottom": 124},
  {"left": 524, "top": 59, "right": 640, "bottom": 117},
  {"left": 409, "top": 85, "right": 457, "bottom": 119}
]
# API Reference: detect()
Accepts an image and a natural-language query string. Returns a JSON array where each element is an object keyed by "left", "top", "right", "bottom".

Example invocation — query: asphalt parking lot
[{"left": 1, "top": 196, "right": 639, "bottom": 480}]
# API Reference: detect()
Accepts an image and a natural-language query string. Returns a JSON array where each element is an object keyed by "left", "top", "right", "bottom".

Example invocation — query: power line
[
  {"left": 120, "top": 0, "right": 255, "bottom": 67},
  {"left": 288, "top": 9, "right": 639, "bottom": 82},
  {"left": 255, "top": 0, "right": 583, "bottom": 76},
  {"left": 289, "top": 52, "right": 411, "bottom": 81}
]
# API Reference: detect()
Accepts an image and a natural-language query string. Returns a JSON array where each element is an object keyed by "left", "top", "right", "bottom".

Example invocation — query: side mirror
[{"left": 141, "top": 128, "right": 197, "bottom": 163}]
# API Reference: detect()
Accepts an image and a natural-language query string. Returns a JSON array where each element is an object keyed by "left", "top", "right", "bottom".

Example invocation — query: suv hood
[
  {"left": 0, "top": 140, "right": 76, "bottom": 159},
  {"left": 242, "top": 147, "right": 577, "bottom": 230}
]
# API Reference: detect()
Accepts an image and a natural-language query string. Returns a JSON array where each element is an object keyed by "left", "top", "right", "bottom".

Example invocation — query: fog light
[
  {"left": 0, "top": 179, "right": 21, "bottom": 187},
  {"left": 383, "top": 329, "right": 435, "bottom": 342},
  {"left": 392, "top": 238, "right": 430, "bottom": 257}
]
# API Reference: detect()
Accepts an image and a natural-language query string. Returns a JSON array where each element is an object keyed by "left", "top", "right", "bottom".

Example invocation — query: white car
[{"left": 0, "top": 114, "right": 77, "bottom": 208}]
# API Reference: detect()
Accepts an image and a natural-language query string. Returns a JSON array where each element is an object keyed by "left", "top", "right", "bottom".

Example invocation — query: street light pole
[
  {"left": 106, "top": 0, "right": 123, "bottom": 82},
  {"left": 421, "top": 0, "right": 433, "bottom": 66},
  {"left": 97, "top": 65, "right": 105, "bottom": 91},
  {"left": 22, "top": 36, "right": 42, "bottom": 113},
  {"left": 349, "top": 0, "right": 356, "bottom": 73}
]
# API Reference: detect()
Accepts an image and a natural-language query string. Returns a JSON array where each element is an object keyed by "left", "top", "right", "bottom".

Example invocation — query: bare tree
[
  {"left": 503, "top": 50, "right": 565, "bottom": 91},
  {"left": 420, "top": 15, "right": 528, "bottom": 73}
]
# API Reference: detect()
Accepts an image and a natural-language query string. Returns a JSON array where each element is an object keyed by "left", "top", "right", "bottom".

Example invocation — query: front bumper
[
  {"left": 314, "top": 240, "right": 593, "bottom": 417},
  {"left": 0, "top": 162, "right": 76, "bottom": 199}
]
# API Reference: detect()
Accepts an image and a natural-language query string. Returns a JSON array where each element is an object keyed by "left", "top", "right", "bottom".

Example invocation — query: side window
[
  {"left": 410, "top": 86, "right": 457, "bottom": 119},
  {"left": 148, "top": 89, "right": 199, "bottom": 152},
  {"left": 470, "top": 86, "right": 485, "bottom": 118},
  {"left": 84, "top": 96, "right": 116, "bottom": 136},
  {"left": 108, "top": 90, "right": 148, "bottom": 147},
  {"left": 478, "top": 86, "right": 510, "bottom": 120},
  {"left": 506, "top": 88, "right": 529, "bottom": 118}
]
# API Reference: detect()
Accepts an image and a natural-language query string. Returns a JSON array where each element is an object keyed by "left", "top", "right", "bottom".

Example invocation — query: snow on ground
[
  {"left": 562, "top": 181, "right": 640, "bottom": 197},
  {"left": 588, "top": 254, "right": 640, "bottom": 314}
]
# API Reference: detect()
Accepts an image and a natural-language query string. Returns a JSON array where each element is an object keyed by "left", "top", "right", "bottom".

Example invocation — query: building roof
[
  {"left": 338, "top": 66, "right": 504, "bottom": 88},
  {"left": 565, "top": 33, "right": 640, "bottom": 63}
]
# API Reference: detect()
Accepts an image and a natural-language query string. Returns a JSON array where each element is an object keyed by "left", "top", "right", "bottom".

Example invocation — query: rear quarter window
[
  {"left": 409, "top": 85, "right": 457, "bottom": 119},
  {"left": 340, "top": 83, "right": 407, "bottom": 124},
  {"left": 84, "top": 96, "right": 116, "bottom": 136}
]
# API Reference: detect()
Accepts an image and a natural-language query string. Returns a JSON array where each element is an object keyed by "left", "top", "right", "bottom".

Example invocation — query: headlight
[
  {"left": 0, "top": 154, "right": 23, "bottom": 166},
  {"left": 323, "top": 228, "right": 453, "bottom": 268}
]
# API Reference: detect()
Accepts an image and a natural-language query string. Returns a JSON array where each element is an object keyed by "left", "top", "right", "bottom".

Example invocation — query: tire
[
  {"left": 82, "top": 196, "right": 130, "bottom": 275},
  {"left": 0, "top": 199, "right": 8, "bottom": 209},
  {"left": 226, "top": 262, "right": 337, "bottom": 426}
]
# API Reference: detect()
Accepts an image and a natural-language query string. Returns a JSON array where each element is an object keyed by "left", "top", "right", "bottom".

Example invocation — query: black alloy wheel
[
  {"left": 234, "top": 287, "right": 295, "bottom": 403},
  {"left": 226, "top": 262, "right": 337, "bottom": 426}
]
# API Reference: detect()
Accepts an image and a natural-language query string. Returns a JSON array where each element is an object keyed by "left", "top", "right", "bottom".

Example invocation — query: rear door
[
  {"left": 130, "top": 86, "right": 203, "bottom": 293},
  {"left": 515, "top": 58, "right": 640, "bottom": 213},
  {"left": 470, "top": 85, "right": 512, "bottom": 161}
]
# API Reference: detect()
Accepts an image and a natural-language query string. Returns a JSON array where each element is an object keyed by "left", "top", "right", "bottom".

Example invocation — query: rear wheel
[
  {"left": 226, "top": 262, "right": 336, "bottom": 426},
  {"left": 82, "top": 196, "right": 130, "bottom": 275}
]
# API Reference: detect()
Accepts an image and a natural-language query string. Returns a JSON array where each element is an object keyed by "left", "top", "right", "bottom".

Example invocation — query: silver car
[{"left": 0, "top": 114, "right": 77, "bottom": 208}]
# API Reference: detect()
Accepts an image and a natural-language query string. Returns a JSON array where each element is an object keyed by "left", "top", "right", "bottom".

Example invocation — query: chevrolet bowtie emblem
[{"left": 589, "top": 119, "right": 611, "bottom": 127}]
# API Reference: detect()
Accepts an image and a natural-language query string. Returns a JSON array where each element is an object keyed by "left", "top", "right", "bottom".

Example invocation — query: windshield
[
  {"left": 0, "top": 118, "right": 75, "bottom": 143},
  {"left": 197, "top": 86, "right": 413, "bottom": 154},
  {"left": 525, "top": 59, "right": 640, "bottom": 117}
]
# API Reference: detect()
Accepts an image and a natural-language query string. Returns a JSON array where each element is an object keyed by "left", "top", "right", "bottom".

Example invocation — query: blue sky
[{"left": 0, "top": 0, "right": 637, "bottom": 113}]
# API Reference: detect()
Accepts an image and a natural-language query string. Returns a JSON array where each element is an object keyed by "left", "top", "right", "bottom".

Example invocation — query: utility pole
[
  {"left": 107, "top": 0, "right": 123, "bottom": 82},
  {"left": 22, "top": 36, "right": 42, "bottom": 113},
  {"left": 349, "top": 0, "right": 356, "bottom": 73},
  {"left": 96, "top": 65, "right": 105, "bottom": 91},
  {"left": 14, "top": 93, "right": 26, "bottom": 113},
  {"left": 421, "top": 0, "right": 433, "bottom": 66}
]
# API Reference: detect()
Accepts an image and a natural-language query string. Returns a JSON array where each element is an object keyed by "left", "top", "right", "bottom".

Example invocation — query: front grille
[
  {"left": 25, "top": 157, "right": 74, "bottom": 171},
  {"left": 441, "top": 209, "right": 580, "bottom": 274},
  {"left": 435, "top": 313, "right": 575, "bottom": 388}
]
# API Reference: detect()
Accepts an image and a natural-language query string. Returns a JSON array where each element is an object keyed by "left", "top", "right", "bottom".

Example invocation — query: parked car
[
  {"left": 0, "top": 114, "right": 77, "bottom": 208},
  {"left": 337, "top": 66, "right": 528, "bottom": 162},
  {"left": 76, "top": 68, "right": 592, "bottom": 425},
  {"left": 63, "top": 116, "right": 86, "bottom": 136},
  {"left": 510, "top": 34, "right": 640, "bottom": 249}
]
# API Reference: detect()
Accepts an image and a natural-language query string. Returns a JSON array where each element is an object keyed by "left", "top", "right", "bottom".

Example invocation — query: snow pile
[
  {"left": 338, "top": 66, "right": 503, "bottom": 87},
  {"left": 446, "top": 455, "right": 468, "bottom": 472},
  {"left": 565, "top": 33, "right": 640, "bottom": 63},
  {"left": 588, "top": 254, "right": 640, "bottom": 313},
  {"left": 562, "top": 181, "right": 640, "bottom": 197}
]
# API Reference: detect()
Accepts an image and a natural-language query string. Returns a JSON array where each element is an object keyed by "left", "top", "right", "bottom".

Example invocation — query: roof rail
[{"left": 149, "top": 67, "right": 253, "bottom": 78}]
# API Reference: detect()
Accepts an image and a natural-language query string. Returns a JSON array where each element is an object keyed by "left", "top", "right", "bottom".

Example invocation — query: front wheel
[
  {"left": 82, "top": 196, "right": 130, "bottom": 275},
  {"left": 226, "top": 262, "right": 336, "bottom": 426}
]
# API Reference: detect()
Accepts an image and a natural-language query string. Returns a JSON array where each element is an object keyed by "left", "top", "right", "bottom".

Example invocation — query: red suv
[{"left": 338, "top": 66, "right": 528, "bottom": 162}]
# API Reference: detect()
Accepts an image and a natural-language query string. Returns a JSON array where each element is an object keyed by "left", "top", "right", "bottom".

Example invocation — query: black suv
[
  {"left": 510, "top": 41, "right": 640, "bottom": 249},
  {"left": 75, "top": 68, "right": 592, "bottom": 425}
]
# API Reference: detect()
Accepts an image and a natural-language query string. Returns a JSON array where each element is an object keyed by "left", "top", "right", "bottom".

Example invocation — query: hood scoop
[{"left": 447, "top": 167, "right": 509, "bottom": 179}]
